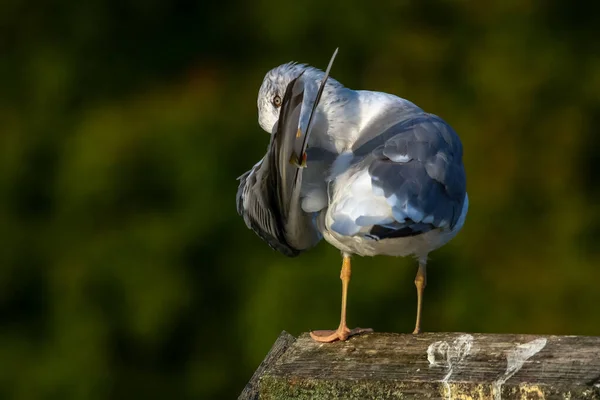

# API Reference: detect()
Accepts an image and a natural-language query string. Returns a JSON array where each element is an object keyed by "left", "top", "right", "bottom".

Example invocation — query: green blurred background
[{"left": 2, "top": 0, "right": 600, "bottom": 398}]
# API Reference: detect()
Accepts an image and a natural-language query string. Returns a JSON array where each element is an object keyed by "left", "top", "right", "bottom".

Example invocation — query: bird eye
[{"left": 273, "top": 95, "right": 282, "bottom": 107}]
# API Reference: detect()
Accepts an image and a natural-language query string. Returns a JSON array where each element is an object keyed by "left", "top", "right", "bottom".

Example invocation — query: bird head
[{"left": 257, "top": 62, "right": 342, "bottom": 134}]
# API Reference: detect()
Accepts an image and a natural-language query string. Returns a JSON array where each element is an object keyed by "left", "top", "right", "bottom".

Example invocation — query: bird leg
[
  {"left": 310, "top": 254, "right": 373, "bottom": 343},
  {"left": 412, "top": 261, "right": 427, "bottom": 334}
]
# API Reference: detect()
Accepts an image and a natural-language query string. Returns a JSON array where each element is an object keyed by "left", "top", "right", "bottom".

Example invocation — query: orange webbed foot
[{"left": 309, "top": 327, "right": 373, "bottom": 343}]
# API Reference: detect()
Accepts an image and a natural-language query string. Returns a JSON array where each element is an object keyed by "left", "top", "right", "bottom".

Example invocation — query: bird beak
[{"left": 289, "top": 152, "right": 307, "bottom": 168}]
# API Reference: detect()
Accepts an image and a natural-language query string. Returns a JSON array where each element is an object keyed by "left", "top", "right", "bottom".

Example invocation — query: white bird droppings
[
  {"left": 492, "top": 338, "right": 547, "bottom": 400},
  {"left": 427, "top": 334, "right": 474, "bottom": 400}
]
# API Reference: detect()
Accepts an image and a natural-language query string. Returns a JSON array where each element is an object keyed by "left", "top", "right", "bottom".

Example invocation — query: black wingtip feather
[{"left": 368, "top": 222, "right": 434, "bottom": 240}]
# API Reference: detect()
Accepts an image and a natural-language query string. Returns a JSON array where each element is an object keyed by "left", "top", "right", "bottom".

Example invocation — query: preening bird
[{"left": 236, "top": 50, "right": 467, "bottom": 342}]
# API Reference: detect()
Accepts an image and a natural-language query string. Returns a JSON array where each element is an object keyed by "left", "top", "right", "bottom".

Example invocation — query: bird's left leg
[
  {"left": 412, "top": 260, "right": 427, "bottom": 334},
  {"left": 310, "top": 254, "right": 373, "bottom": 343}
]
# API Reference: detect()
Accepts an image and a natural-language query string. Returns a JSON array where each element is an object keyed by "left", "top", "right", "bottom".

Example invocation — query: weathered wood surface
[
  {"left": 242, "top": 331, "right": 600, "bottom": 399},
  {"left": 239, "top": 331, "right": 296, "bottom": 400}
]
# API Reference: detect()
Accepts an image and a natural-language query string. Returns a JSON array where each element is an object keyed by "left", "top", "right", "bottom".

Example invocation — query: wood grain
[
  {"left": 247, "top": 331, "right": 600, "bottom": 399},
  {"left": 238, "top": 331, "right": 296, "bottom": 400}
]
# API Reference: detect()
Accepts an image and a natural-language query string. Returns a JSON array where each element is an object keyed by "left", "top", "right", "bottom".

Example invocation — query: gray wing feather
[
  {"left": 294, "top": 48, "right": 338, "bottom": 162},
  {"left": 236, "top": 160, "right": 299, "bottom": 256},
  {"left": 236, "top": 50, "right": 337, "bottom": 255},
  {"left": 236, "top": 76, "right": 319, "bottom": 256},
  {"left": 361, "top": 114, "right": 466, "bottom": 238}
]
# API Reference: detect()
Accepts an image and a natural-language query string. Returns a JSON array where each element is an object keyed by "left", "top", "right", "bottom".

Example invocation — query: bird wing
[
  {"left": 329, "top": 114, "right": 467, "bottom": 239},
  {"left": 236, "top": 159, "right": 299, "bottom": 255},
  {"left": 237, "top": 52, "right": 337, "bottom": 256},
  {"left": 289, "top": 48, "right": 338, "bottom": 168}
]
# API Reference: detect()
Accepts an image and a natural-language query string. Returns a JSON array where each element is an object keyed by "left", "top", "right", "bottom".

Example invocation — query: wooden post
[{"left": 240, "top": 331, "right": 600, "bottom": 399}]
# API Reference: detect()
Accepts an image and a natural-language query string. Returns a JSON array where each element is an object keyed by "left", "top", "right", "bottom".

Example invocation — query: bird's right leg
[
  {"left": 310, "top": 254, "right": 373, "bottom": 343},
  {"left": 412, "top": 260, "right": 427, "bottom": 334}
]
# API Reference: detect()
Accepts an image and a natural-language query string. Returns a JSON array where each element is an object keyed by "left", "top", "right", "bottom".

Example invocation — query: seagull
[{"left": 237, "top": 50, "right": 468, "bottom": 343}]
